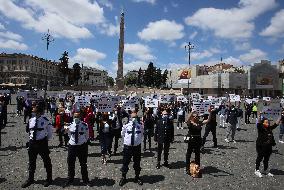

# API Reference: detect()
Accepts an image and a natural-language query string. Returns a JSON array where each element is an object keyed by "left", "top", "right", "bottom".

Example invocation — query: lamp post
[
  {"left": 42, "top": 29, "right": 54, "bottom": 99},
  {"left": 185, "top": 42, "right": 194, "bottom": 96}
]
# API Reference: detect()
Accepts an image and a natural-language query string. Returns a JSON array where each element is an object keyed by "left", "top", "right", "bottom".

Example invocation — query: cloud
[
  {"left": 130, "top": 0, "right": 156, "bottom": 4},
  {"left": 0, "top": 0, "right": 107, "bottom": 40},
  {"left": 171, "top": 2, "right": 178, "bottom": 8},
  {"left": 0, "top": 22, "right": 5, "bottom": 30},
  {"left": 184, "top": 0, "right": 277, "bottom": 40},
  {"left": 99, "top": 22, "right": 120, "bottom": 36},
  {"left": 0, "top": 26, "right": 28, "bottom": 50},
  {"left": 138, "top": 19, "right": 184, "bottom": 42},
  {"left": 277, "top": 44, "right": 284, "bottom": 54},
  {"left": 0, "top": 39, "right": 28, "bottom": 50},
  {"left": 70, "top": 48, "right": 106, "bottom": 70},
  {"left": 234, "top": 42, "right": 251, "bottom": 51},
  {"left": 165, "top": 63, "right": 190, "bottom": 70},
  {"left": 111, "top": 60, "right": 149, "bottom": 77},
  {"left": 125, "top": 43, "right": 155, "bottom": 61},
  {"left": 163, "top": 6, "right": 168, "bottom": 13},
  {"left": 239, "top": 49, "right": 267, "bottom": 64},
  {"left": 191, "top": 48, "right": 221, "bottom": 61},
  {"left": 260, "top": 9, "right": 284, "bottom": 38},
  {"left": 189, "top": 31, "right": 198, "bottom": 39},
  {"left": 97, "top": 0, "right": 113, "bottom": 10}
]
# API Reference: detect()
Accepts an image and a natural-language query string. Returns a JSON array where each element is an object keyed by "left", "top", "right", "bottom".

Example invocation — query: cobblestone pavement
[{"left": 0, "top": 97, "right": 284, "bottom": 190}]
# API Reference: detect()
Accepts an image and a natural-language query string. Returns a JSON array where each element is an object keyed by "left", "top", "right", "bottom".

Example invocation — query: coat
[{"left": 154, "top": 116, "right": 174, "bottom": 144}]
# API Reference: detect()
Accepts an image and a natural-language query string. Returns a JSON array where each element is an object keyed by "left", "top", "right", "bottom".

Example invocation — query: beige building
[
  {"left": 0, "top": 53, "right": 64, "bottom": 89},
  {"left": 167, "top": 60, "right": 281, "bottom": 97},
  {"left": 79, "top": 66, "right": 108, "bottom": 87}
]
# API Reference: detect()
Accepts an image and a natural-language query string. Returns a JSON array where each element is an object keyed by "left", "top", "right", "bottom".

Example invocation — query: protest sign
[
  {"left": 229, "top": 94, "right": 240, "bottom": 102},
  {"left": 192, "top": 101, "right": 211, "bottom": 115},
  {"left": 145, "top": 98, "right": 159, "bottom": 108},
  {"left": 122, "top": 100, "right": 136, "bottom": 111},
  {"left": 263, "top": 97, "right": 271, "bottom": 102},
  {"left": 97, "top": 100, "right": 115, "bottom": 112},
  {"left": 75, "top": 96, "right": 90, "bottom": 107},
  {"left": 245, "top": 98, "right": 253, "bottom": 104},
  {"left": 177, "top": 96, "right": 188, "bottom": 102}
]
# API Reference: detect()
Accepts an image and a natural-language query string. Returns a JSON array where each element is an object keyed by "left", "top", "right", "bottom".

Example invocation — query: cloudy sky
[{"left": 0, "top": 0, "right": 284, "bottom": 77}]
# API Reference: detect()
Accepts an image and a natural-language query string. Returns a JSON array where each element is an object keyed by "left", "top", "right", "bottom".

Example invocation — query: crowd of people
[{"left": 0, "top": 92, "right": 283, "bottom": 188}]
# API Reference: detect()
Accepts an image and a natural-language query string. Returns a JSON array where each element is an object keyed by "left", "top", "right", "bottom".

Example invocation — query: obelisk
[{"left": 116, "top": 10, "right": 125, "bottom": 90}]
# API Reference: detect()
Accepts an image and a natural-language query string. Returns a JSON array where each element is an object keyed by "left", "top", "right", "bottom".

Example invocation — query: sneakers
[
  {"left": 255, "top": 170, "right": 263, "bottom": 178},
  {"left": 279, "top": 140, "right": 284, "bottom": 144},
  {"left": 264, "top": 171, "right": 274, "bottom": 177},
  {"left": 225, "top": 138, "right": 230, "bottom": 143}
]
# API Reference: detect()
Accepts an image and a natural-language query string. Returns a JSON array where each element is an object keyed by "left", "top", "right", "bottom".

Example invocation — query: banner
[
  {"left": 177, "top": 96, "right": 188, "bottom": 102},
  {"left": 75, "top": 96, "right": 90, "bottom": 107},
  {"left": 192, "top": 101, "right": 211, "bottom": 115},
  {"left": 245, "top": 98, "right": 253, "bottom": 104},
  {"left": 97, "top": 100, "right": 115, "bottom": 112},
  {"left": 229, "top": 94, "right": 240, "bottom": 102},
  {"left": 122, "top": 100, "right": 136, "bottom": 111},
  {"left": 263, "top": 97, "right": 271, "bottom": 102},
  {"left": 145, "top": 98, "right": 159, "bottom": 108}
]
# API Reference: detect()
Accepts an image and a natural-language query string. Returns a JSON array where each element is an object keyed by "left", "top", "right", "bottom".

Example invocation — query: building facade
[
  {"left": 79, "top": 66, "right": 108, "bottom": 87},
  {"left": 0, "top": 53, "right": 64, "bottom": 89},
  {"left": 167, "top": 60, "right": 282, "bottom": 97}
]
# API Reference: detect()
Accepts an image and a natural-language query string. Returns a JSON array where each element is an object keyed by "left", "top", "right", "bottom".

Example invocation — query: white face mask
[{"left": 74, "top": 118, "right": 80, "bottom": 124}]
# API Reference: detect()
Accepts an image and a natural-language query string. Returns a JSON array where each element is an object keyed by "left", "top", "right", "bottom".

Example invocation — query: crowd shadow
[
  {"left": 0, "top": 178, "right": 7, "bottom": 184},
  {"left": 88, "top": 152, "right": 101, "bottom": 158},
  {"left": 272, "top": 149, "right": 283, "bottom": 156},
  {"left": 169, "top": 160, "right": 185, "bottom": 169},
  {"left": 202, "top": 166, "right": 233, "bottom": 177},
  {"left": 0, "top": 145, "right": 26, "bottom": 151},
  {"left": 143, "top": 151, "right": 155, "bottom": 158},
  {"left": 90, "top": 177, "right": 115, "bottom": 187},
  {"left": 270, "top": 169, "right": 284, "bottom": 175},
  {"left": 235, "top": 139, "right": 254, "bottom": 143},
  {"left": 1, "top": 131, "right": 7, "bottom": 134},
  {"left": 217, "top": 145, "right": 238, "bottom": 150},
  {"left": 125, "top": 175, "right": 165, "bottom": 184},
  {"left": 237, "top": 128, "right": 248, "bottom": 131},
  {"left": 107, "top": 158, "right": 123, "bottom": 165},
  {"left": 201, "top": 148, "right": 213, "bottom": 154}
]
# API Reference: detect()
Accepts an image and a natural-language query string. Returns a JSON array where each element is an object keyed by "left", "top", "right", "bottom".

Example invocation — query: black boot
[
  {"left": 43, "top": 179, "right": 52, "bottom": 187},
  {"left": 21, "top": 179, "right": 34, "bottom": 188},
  {"left": 63, "top": 180, "right": 73, "bottom": 188},
  {"left": 119, "top": 174, "right": 126, "bottom": 187},
  {"left": 134, "top": 176, "right": 143, "bottom": 186},
  {"left": 156, "top": 162, "right": 161, "bottom": 169}
]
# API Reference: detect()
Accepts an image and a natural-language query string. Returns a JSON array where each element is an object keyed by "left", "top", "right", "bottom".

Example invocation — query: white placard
[
  {"left": 281, "top": 99, "right": 284, "bottom": 104},
  {"left": 122, "top": 100, "right": 136, "bottom": 111},
  {"left": 262, "top": 106, "right": 281, "bottom": 121},
  {"left": 97, "top": 100, "right": 115, "bottom": 112},
  {"left": 229, "top": 94, "right": 240, "bottom": 102},
  {"left": 263, "top": 97, "right": 271, "bottom": 102},
  {"left": 159, "top": 95, "right": 169, "bottom": 104},
  {"left": 191, "top": 93, "right": 201, "bottom": 100},
  {"left": 245, "top": 98, "right": 253, "bottom": 104},
  {"left": 177, "top": 96, "right": 188, "bottom": 102},
  {"left": 192, "top": 101, "right": 211, "bottom": 115},
  {"left": 252, "top": 98, "right": 259, "bottom": 103},
  {"left": 145, "top": 98, "right": 159, "bottom": 108},
  {"left": 0, "top": 90, "right": 10, "bottom": 94},
  {"left": 75, "top": 96, "right": 90, "bottom": 107}
]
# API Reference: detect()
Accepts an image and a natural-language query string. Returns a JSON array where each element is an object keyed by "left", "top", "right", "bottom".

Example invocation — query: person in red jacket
[
  {"left": 55, "top": 107, "right": 69, "bottom": 147},
  {"left": 83, "top": 106, "right": 95, "bottom": 142}
]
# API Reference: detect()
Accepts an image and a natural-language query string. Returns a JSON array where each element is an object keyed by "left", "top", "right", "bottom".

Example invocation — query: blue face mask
[{"left": 74, "top": 118, "right": 80, "bottom": 124}]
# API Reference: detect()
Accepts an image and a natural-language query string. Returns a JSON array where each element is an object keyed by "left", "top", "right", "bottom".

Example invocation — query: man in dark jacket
[
  {"left": 154, "top": 109, "right": 174, "bottom": 169},
  {"left": 225, "top": 105, "right": 239, "bottom": 143}
]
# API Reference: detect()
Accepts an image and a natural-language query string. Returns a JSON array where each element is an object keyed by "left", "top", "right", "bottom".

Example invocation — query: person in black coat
[
  {"left": 154, "top": 109, "right": 174, "bottom": 169},
  {"left": 142, "top": 108, "right": 155, "bottom": 152},
  {"left": 254, "top": 114, "right": 280, "bottom": 178}
]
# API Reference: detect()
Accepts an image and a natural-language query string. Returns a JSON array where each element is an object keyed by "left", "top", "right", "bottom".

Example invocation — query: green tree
[
  {"left": 162, "top": 69, "right": 168, "bottom": 87},
  {"left": 144, "top": 62, "right": 156, "bottom": 87},
  {"left": 72, "top": 63, "right": 81, "bottom": 85},
  {"left": 59, "top": 51, "right": 69, "bottom": 84},
  {"left": 137, "top": 67, "right": 143, "bottom": 87},
  {"left": 154, "top": 68, "right": 162, "bottom": 88},
  {"left": 106, "top": 76, "right": 115, "bottom": 87}
]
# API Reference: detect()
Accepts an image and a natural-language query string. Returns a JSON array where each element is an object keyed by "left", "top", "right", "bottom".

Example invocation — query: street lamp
[
  {"left": 185, "top": 42, "right": 194, "bottom": 95},
  {"left": 42, "top": 29, "right": 54, "bottom": 99}
]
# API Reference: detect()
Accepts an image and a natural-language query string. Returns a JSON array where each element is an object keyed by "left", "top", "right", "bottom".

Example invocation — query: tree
[
  {"left": 72, "top": 63, "right": 81, "bottom": 85},
  {"left": 144, "top": 62, "right": 156, "bottom": 87},
  {"left": 154, "top": 68, "right": 162, "bottom": 88},
  {"left": 137, "top": 67, "right": 143, "bottom": 87},
  {"left": 59, "top": 51, "right": 69, "bottom": 84},
  {"left": 106, "top": 76, "right": 114, "bottom": 87},
  {"left": 162, "top": 69, "right": 168, "bottom": 87}
]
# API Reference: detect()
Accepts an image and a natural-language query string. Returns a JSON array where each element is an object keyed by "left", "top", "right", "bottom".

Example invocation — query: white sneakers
[
  {"left": 255, "top": 170, "right": 263, "bottom": 178},
  {"left": 263, "top": 171, "right": 274, "bottom": 177},
  {"left": 279, "top": 140, "right": 284, "bottom": 144},
  {"left": 225, "top": 138, "right": 230, "bottom": 143},
  {"left": 255, "top": 170, "right": 274, "bottom": 177}
]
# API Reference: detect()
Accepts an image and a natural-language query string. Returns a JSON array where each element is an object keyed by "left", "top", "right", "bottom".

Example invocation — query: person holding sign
[
  {"left": 99, "top": 113, "right": 112, "bottom": 165},
  {"left": 254, "top": 114, "right": 280, "bottom": 178},
  {"left": 185, "top": 109, "right": 212, "bottom": 175}
]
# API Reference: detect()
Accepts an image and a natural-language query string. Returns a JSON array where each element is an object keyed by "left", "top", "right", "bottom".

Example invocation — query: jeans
[
  {"left": 226, "top": 123, "right": 237, "bottom": 141},
  {"left": 219, "top": 114, "right": 225, "bottom": 127}
]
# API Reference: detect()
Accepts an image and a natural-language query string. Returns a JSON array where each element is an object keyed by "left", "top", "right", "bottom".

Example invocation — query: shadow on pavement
[
  {"left": 203, "top": 166, "right": 233, "bottom": 177},
  {"left": 169, "top": 160, "right": 185, "bottom": 169},
  {"left": 0, "top": 145, "right": 26, "bottom": 151},
  {"left": 0, "top": 178, "right": 7, "bottom": 184},
  {"left": 90, "top": 177, "right": 115, "bottom": 187},
  {"left": 217, "top": 145, "right": 238, "bottom": 150},
  {"left": 270, "top": 169, "right": 284, "bottom": 175},
  {"left": 143, "top": 151, "right": 155, "bottom": 158}
]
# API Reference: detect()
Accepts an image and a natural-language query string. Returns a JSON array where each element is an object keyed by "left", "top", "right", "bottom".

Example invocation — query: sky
[{"left": 0, "top": 0, "right": 284, "bottom": 78}]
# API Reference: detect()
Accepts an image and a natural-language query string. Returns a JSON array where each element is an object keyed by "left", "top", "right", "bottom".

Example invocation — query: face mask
[{"left": 74, "top": 118, "right": 80, "bottom": 124}]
